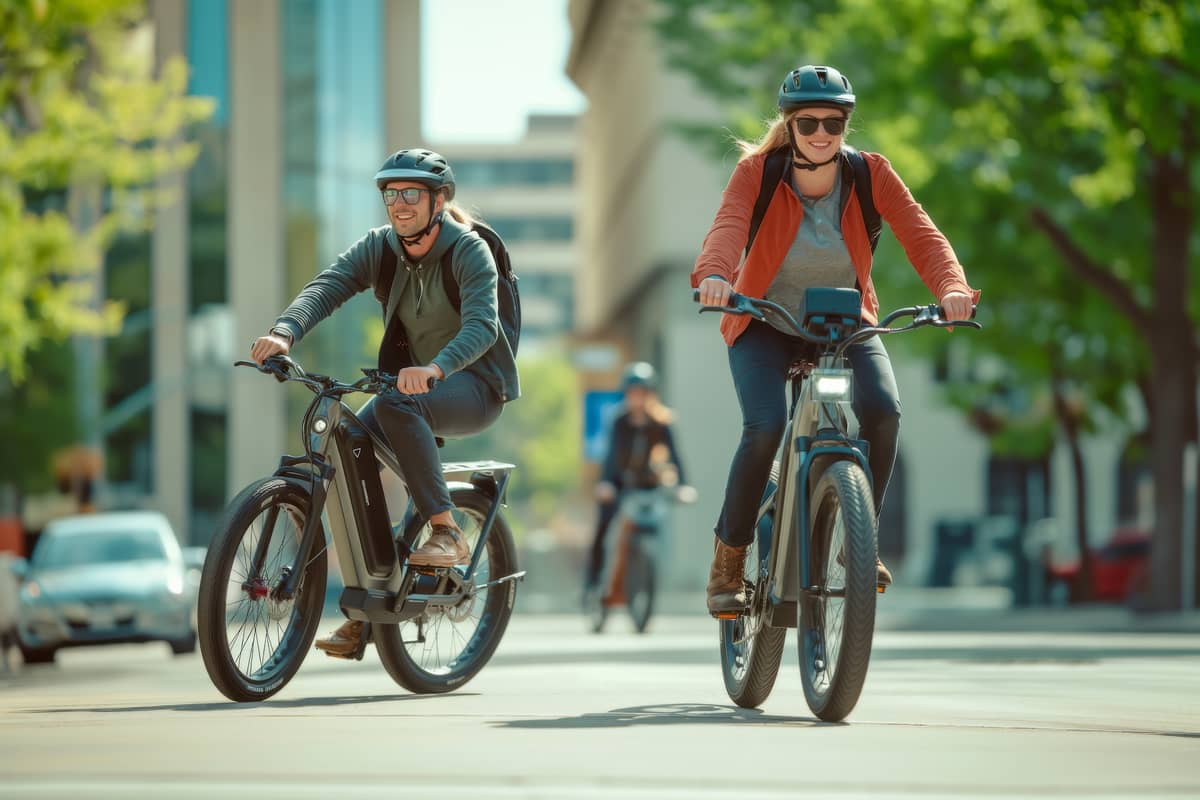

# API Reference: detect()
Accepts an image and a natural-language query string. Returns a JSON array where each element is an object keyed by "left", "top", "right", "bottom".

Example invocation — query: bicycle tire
[
  {"left": 720, "top": 462, "right": 786, "bottom": 708},
  {"left": 198, "top": 478, "right": 327, "bottom": 702},
  {"left": 626, "top": 535, "right": 656, "bottom": 634},
  {"left": 375, "top": 486, "right": 518, "bottom": 693},
  {"left": 798, "top": 459, "right": 877, "bottom": 721}
]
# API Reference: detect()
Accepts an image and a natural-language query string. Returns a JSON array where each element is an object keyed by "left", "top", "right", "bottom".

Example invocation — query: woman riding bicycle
[
  {"left": 693, "top": 65, "right": 978, "bottom": 615},
  {"left": 250, "top": 148, "right": 519, "bottom": 656},
  {"left": 585, "top": 362, "right": 691, "bottom": 594}
]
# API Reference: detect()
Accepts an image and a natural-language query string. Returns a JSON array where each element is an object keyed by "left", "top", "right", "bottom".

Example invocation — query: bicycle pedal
[{"left": 712, "top": 611, "right": 740, "bottom": 620}]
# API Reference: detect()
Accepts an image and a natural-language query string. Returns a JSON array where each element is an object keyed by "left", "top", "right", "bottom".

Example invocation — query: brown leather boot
[
  {"left": 314, "top": 619, "right": 366, "bottom": 658},
  {"left": 706, "top": 537, "right": 748, "bottom": 616},
  {"left": 408, "top": 523, "right": 470, "bottom": 567},
  {"left": 876, "top": 557, "right": 893, "bottom": 590}
]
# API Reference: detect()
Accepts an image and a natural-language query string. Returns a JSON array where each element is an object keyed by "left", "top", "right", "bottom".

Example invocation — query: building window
[
  {"left": 454, "top": 159, "right": 573, "bottom": 187},
  {"left": 486, "top": 216, "right": 573, "bottom": 242}
]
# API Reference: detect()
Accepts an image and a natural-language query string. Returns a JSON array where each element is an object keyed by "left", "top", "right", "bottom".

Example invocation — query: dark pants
[
  {"left": 715, "top": 320, "right": 902, "bottom": 548},
  {"left": 586, "top": 499, "right": 620, "bottom": 585},
  {"left": 357, "top": 370, "right": 502, "bottom": 519}
]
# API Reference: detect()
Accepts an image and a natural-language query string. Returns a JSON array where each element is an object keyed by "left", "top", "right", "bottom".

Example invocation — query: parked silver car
[{"left": 17, "top": 511, "right": 197, "bottom": 664}]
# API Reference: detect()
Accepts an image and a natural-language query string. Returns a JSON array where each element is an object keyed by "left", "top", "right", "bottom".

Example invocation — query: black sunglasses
[
  {"left": 792, "top": 116, "right": 847, "bottom": 136},
  {"left": 381, "top": 187, "right": 430, "bottom": 206}
]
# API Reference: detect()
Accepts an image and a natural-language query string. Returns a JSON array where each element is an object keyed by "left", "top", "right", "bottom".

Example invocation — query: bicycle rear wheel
[
  {"left": 374, "top": 486, "right": 518, "bottom": 693},
  {"left": 197, "top": 478, "right": 327, "bottom": 702},
  {"left": 720, "top": 462, "right": 786, "bottom": 708},
  {"left": 798, "top": 459, "right": 877, "bottom": 722}
]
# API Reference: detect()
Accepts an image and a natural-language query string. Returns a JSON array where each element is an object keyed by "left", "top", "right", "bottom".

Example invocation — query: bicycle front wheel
[
  {"left": 197, "top": 478, "right": 328, "bottom": 702},
  {"left": 798, "top": 459, "right": 877, "bottom": 722},
  {"left": 625, "top": 534, "right": 656, "bottom": 634},
  {"left": 720, "top": 462, "right": 786, "bottom": 708},
  {"left": 374, "top": 486, "right": 518, "bottom": 693}
]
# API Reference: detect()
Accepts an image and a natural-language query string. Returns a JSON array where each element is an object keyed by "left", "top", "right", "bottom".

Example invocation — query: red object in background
[
  {"left": 1047, "top": 527, "right": 1150, "bottom": 602},
  {"left": 0, "top": 516, "right": 23, "bottom": 557}
]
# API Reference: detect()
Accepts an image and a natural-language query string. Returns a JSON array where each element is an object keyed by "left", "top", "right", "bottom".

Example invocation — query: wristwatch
[{"left": 269, "top": 326, "right": 294, "bottom": 346}]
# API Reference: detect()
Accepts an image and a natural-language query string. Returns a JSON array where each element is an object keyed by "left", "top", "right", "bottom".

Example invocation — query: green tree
[
  {"left": 0, "top": 0, "right": 213, "bottom": 382},
  {"left": 442, "top": 352, "right": 583, "bottom": 533},
  {"left": 656, "top": 0, "right": 1199, "bottom": 609}
]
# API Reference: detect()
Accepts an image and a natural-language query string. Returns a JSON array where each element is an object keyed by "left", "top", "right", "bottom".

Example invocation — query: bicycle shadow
[
  {"left": 494, "top": 702, "right": 839, "bottom": 730},
  {"left": 30, "top": 692, "right": 477, "bottom": 714}
]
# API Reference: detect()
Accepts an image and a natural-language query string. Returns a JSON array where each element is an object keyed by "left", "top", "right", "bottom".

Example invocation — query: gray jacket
[{"left": 273, "top": 216, "right": 520, "bottom": 402}]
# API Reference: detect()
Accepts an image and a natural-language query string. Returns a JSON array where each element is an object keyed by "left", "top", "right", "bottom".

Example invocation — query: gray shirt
[{"left": 764, "top": 168, "right": 857, "bottom": 335}]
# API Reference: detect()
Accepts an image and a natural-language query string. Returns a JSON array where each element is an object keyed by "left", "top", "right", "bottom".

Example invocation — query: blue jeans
[{"left": 715, "top": 320, "right": 901, "bottom": 548}]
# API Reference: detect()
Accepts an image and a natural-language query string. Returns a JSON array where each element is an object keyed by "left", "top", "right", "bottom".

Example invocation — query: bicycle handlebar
[
  {"left": 691, "top": 289, "right": 980, "bottom": 357},
  {"left": 234, "top": 356, "right": 437, "bottom": 395}
]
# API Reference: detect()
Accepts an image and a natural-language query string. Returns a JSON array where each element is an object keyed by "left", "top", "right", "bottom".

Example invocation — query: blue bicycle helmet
[{"left": 778, "top": 65, "right": 856, "bottom": 112}]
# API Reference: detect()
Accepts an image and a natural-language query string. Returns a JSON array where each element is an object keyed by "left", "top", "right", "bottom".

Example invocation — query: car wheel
[
  {"left": 19, "top": 641, "right": 56, "bottom": 664},
  {"left": 169, "top": 631, "right": 197, "bottom": 656}
]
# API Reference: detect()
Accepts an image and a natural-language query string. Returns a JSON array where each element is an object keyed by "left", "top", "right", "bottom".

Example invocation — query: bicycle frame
[
  {"left": 237, "top": 359, "right": 521, "bottom": 629},
  {"left": 760, "top": 353, "right": 872, "bottom": 629}
]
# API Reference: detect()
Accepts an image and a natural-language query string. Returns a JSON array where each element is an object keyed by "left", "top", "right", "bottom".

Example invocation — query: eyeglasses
[
  {"left": 381, "top": 187, "right": 430, "bottom": 206},
  {"left": 792, "top": 116, "right": 847, "bottom": 136}
]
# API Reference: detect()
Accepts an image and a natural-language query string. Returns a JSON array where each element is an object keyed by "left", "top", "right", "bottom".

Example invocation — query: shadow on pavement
[
  {"left": 30, "top": 692, "right": 476, "bottom": 713},
  {"left": 494, "top": 702, "right": 836, "bottom": 730}
]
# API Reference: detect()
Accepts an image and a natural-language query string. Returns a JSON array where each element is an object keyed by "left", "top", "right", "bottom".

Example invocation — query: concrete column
[
  {"left": 227, "top": 0, "right": 286, "bottom": 496},
  {"left": 149, "top": 0, "right": 190, "bottom": 543},
  {"left": 384, "top": 0, "right": 421, "bottom": 148}
]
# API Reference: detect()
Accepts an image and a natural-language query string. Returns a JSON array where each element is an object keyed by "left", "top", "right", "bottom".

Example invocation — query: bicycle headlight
[{"left": 813, "top": 370, "right": 853, "bottom": 401}]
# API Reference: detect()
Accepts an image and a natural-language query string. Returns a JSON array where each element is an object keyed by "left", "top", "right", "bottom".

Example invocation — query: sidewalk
[{"left": 517, "top": 585, "right": 1200, "bottom": 635}]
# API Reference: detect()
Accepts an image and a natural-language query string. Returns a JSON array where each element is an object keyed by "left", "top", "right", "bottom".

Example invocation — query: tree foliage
[{"left": 0, "top": 0, "right": 213, "bottom": 381}]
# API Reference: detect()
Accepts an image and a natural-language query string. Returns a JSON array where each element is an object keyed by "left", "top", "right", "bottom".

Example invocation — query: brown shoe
[
  {"left": 876, "top": 558, "right": 893, "bottom": 590},
  {"left": 314, "top": 619, "right": 366, "bottom": 658},
  {"left": 706, "top": 537, "right": 748, "bottom": 616},
  {"left": 408, "top": 523, "right": 470, "bottom": 567}
]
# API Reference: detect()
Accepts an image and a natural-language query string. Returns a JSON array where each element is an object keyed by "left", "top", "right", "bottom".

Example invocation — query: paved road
[{"left": 2, "top": 612, "right": 1198, "bottom": 799}]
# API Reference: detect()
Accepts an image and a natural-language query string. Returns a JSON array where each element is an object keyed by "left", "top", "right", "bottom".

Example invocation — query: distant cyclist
[
  {"left": 585, "top": 362, "right": 692, "bottom": 593},
  {"left": 692, "top": 65, "right": 978, "bottom": 615},
  {"left": 250, "top": 148, "right": 519, "bottom": 656}
]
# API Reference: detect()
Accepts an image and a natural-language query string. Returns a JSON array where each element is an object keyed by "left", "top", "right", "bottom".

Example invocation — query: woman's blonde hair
[{"left": 735, "top": 109, "right": 853, "bottom": 161}]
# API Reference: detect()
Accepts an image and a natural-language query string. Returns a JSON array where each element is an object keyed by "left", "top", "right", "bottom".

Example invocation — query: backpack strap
[
  {"left": 844, "top": 147, "right": 882, "bottom": 253},
  {"left": 745, "top": 148, "right": 789, "bottom": 257},
  {"left": 440, "top": 237, "right": 463, "bottom": 313},
  {"left": 377, "top": 239, "right": 398, "bottom": 313}
]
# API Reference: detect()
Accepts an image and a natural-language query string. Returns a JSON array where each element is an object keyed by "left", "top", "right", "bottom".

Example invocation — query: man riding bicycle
[{"left": 250, "top": 148, "right": 519, "bottom": 657}]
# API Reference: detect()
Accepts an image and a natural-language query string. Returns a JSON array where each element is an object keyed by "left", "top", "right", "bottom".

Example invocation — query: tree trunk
[
  {"left": 1050, "top": 368, "right": 1093, "bottom": 603},
  {"left": 1144, "top": 152, "right": 1193, "bottom": 612}
]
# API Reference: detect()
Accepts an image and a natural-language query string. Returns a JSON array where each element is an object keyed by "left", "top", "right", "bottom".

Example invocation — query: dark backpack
[
  {"left": 375, "top": 220, "right": 521, "bottom": 372},
  {"left": 746, "top": 146, "right": 881, "bottom": 256}
]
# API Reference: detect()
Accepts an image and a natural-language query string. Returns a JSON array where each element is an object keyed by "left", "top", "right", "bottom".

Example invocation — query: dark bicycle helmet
[
  {"left": 374, "top": 148, "right": 456, "bottom": 200},
  {"left": 620, "top": 362, "right": 658, "bottom": 392},
  {"left": 778, "top": 65, "right": 856, "bottom": 112}
]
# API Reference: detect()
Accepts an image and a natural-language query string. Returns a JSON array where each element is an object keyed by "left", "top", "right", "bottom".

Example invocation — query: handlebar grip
[{"left": 935, "top": 304, "right": 977, "bottom": 320}]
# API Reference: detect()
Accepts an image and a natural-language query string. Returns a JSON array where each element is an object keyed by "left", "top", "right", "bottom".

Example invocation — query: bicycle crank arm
[
  {"left": 803, "top": 586, "right": 847, "bottom": 598},
  {"left": 475, "top": 570, "right": 527, "bottom": 591}
]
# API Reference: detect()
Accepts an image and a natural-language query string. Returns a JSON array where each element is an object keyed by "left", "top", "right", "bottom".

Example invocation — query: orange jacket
[{"left": 691, "top": 150, "right": 979, "bottom": 346}]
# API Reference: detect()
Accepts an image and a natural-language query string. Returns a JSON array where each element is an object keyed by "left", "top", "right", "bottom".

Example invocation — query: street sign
[{"left": 583, "top": 390, "right": 624, "bottom": 463}]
